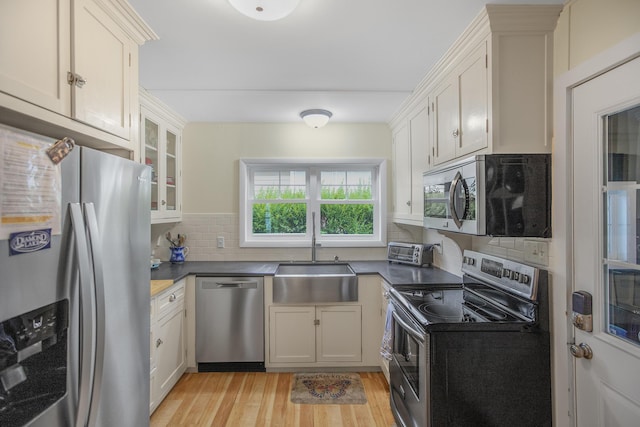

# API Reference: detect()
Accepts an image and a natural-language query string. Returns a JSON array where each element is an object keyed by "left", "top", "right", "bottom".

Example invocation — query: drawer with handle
[{"left": 157, "top": 280, "right": 185, "bottom": 318}]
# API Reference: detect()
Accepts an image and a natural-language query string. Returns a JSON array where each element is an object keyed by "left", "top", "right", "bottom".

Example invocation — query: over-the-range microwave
[{"left": 423, "top": 154, "right": 551, "bottom": 237}]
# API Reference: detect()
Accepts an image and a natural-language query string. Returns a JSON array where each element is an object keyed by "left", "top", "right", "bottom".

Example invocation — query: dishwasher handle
[{"left": 200, "top": 280, "right": 260, "bottom": 290}]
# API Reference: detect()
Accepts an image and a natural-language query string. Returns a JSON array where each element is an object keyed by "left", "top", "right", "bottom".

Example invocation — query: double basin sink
[{"left": 273, "top": 263, "right": 358, "bottom": 304}]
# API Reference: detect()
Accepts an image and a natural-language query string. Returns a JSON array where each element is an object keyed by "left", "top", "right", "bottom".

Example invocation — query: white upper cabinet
[
  {"left": 391, "top": 99, "right": 430, "bottom": 225},
  {"left": 431, "top": 41, "right": 488, "bottom": 166},
  {"left": 72, "top": 0, "right": 133, "bottom": 140},
  {"left": 391, "top": 4, "right": 562, "bottom": 174},
  {"left": 0, "top": 0, "right": 156, "bottom": 154},
  {"left": 392, "top": 122, "right": 411, "bottom": 219},
  {"left": 140, "top": 89, "right": 186, "bottom": 224},
  {"left": 0, "top": 0, "right": 71, "bottom": 115},
  {"left": 409, "top": 102, "right": 429, "bottom": 218}
]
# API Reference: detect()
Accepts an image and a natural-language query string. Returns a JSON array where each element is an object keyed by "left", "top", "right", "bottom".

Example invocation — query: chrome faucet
[{"left": 311, "top": 211, "right": 317, "bottom": 262}]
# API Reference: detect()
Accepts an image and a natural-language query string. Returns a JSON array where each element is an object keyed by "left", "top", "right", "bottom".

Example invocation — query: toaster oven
[{"left": 387, "top": 242, "right": 434, "bottom": 266}]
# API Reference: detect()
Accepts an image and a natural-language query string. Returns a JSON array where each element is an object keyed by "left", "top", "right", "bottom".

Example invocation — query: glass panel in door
[
  {"left": 165, "top": 130, "right": 177, "bottom": 212},
  {"left": 604, "top": 104, "right": 640, "bottom": 347},
  {"left": 144, "top": 117, "right": 159, "bottom": 212}
]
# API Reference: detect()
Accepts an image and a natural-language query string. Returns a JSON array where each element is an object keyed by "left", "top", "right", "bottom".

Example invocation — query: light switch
[
  {"left": 217, "top": 236, "right": 225, "bottom": 248},
  {"left": 523, "top": 240, "right": 548, "bottom": 265}
]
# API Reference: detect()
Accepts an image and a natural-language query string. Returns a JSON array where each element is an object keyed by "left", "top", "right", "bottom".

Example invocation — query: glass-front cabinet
[
  {"left": 140, "top": 89, "right": 185, "bottom": 223},
  {"left": 604, "top": 104, "right": 640, "bottom": 347}
]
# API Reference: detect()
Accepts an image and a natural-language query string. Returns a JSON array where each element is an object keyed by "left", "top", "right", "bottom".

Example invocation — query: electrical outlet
[
  {"left": 524, "top": 240, "right": 548, "bottom": 265},
  {"left": 217, "top": 236, "right": 225, "bottom": 248}
]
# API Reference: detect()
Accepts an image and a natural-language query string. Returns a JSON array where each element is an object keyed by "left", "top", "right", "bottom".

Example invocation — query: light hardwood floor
[{"left": 150, "top": 371, "right": 395, "bottom": 427}]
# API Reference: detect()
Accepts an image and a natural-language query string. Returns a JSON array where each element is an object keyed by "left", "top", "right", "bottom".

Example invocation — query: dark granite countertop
[{"left": 150, "top": 260, "right": 461, "bottom": 287}]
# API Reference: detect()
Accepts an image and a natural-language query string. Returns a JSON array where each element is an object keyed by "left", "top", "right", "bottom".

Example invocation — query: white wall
[
  {"left": 182, "top": 122, "right": 392, "bottom": 214},
  {"left": 554, "top": 0, "right": 640, "bottom": 76}
]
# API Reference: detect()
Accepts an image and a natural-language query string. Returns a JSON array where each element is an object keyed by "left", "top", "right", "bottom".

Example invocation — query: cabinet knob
[
  {"left": 169, "top": 294, "right": 176, "bottom": 302},
  {"left": 67, "top": 72, "right": 87, "bottom": 88},
  {"left": 406, "top": 200, "right": 411, "bottom": 206},
  {"left": 75, "top": 74, "right": 87, "bottom": 88},
  {"left": 156, "top": 338, "right": 163, "bottom": 348},
  {"left": 452, "top": 129, "right": 459, "bottom": 137},
  {"left": 161, "top": 200, "right": 166, "bottom": 206}
]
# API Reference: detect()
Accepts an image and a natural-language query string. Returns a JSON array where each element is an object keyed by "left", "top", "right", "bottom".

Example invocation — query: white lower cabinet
[
  {"left": 269, "top": 305, "right": 362, "bottom": 364},
  {"left": 150, "top": 279, "right": 186, "bottom": 414},
  {"left": 316, "top": 306, "right": 362, "bottom": 362}
]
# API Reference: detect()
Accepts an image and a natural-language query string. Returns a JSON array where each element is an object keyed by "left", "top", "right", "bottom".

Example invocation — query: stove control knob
[
  {"left": 520, "top": 274, "right": 530, "bottom": 284},
  {"left": 512, "top": 272, "right": 520, "bottom": 281},
  {"left": 468, "top": 257, "right": 475, "bottom": 266},
  {"left": 503, "top": 269, "right": 511, "bottom": 279}
]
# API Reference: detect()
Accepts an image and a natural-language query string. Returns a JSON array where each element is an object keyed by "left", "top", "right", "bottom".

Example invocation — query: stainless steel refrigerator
[{"left": 0, "top": 124, "right": 150, "bottom": 426}]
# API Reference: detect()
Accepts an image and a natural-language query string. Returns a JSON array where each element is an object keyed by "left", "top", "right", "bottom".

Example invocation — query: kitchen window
[{"left": 240, "top": 159, "right": 386, "bottom": 247}]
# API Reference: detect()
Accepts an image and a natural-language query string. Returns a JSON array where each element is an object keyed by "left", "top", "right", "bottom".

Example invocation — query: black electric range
[{"left": 388, "top": 250, "right": 552, "bottom": 427}]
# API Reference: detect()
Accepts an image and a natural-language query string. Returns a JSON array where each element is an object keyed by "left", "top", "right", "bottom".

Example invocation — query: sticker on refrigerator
[
  {"left": 9, "top": 228, "right": 51, "bottom": 255},
  {"left": 0, "top": 124, "right": 62, "bottom": 240}
]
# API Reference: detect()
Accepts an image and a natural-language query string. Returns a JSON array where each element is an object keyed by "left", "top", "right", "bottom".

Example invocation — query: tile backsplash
[
  {"left": 151, "top": 215, "right": 551, "bottom": 275},
  {"left": 151, "top": 213, "right": 417, "bottom": 262}
]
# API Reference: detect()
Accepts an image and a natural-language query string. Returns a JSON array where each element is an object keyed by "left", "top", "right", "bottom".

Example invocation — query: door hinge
[
  {"left": 314, "top": 319, "right": 320, "bottom": 326},
  {"left": 485, "top": 54, "right": 488, "bottom": 68},
  {"left": 486, "top": 118, "right": 489, "bottom": 133},
  {"left": 129, "top": 53, "right": 132, "bottom": 67}
]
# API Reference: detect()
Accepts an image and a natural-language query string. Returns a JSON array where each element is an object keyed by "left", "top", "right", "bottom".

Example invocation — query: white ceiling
[{"left": 129, "top": 0, "right": 564, "bottom": 124}]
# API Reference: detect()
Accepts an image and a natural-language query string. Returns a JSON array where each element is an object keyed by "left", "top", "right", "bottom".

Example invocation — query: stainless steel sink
[{"left": 273, "top": 263, "right": 358, "bottom": 303}]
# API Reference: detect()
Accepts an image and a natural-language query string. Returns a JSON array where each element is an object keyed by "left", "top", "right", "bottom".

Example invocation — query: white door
[{"left": 572, "top": 56, "right": 640, "bottom": 426}]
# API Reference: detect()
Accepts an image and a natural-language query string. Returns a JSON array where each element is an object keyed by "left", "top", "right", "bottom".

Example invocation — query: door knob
[{"left": 570, "top": 342, "right": 593, "bottom": 359}]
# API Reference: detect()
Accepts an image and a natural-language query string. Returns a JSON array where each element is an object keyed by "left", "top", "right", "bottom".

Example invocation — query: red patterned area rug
[{"left": 290, "top": 373, "right": 367, "bottom": 405}]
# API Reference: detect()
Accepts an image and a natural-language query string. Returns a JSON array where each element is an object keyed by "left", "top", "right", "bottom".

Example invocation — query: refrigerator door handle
[
  {"left": 69, "top": 203, "right": 96, "bottom": 427},
  {"left": 83, "top": 203, "right": 106, "bottom": 427}
]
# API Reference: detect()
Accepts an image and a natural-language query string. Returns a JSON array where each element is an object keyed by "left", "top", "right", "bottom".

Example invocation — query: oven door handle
[{"left": 392, "top": 310, "right": 426, "bottom": 343}]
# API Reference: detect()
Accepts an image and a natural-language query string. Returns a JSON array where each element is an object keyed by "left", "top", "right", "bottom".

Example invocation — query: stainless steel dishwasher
[{"left": 195, "top": 276, "right": 265, "bottom": 371}]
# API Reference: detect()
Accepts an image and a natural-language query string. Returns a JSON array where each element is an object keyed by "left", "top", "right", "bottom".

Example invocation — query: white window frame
[{"left": 240, "top": 158, "right": 387, "bottom": 248}]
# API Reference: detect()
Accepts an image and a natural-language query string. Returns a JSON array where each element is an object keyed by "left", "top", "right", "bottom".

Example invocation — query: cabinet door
[
  {"left": 269, "top": 306, "right": 316, "bottom": 363},
  {"left": 149, "top": 298, "right": 158, "bottom": 414},
  {"left": 164, "top": 125, "right": 180, "bottom": 216},
  {"left": 72, "top": 0, "right": 132, "bottom": 140},
  {"left": 142, "top": 109, "right": 161, "bottom": 216},
  {"left": 392, "top": 123, "right": 411, "bottom": 217},
  {"left": 156, "top": 305, "right": 186, "bottom": 398},
  {"left": 409, "top": 103, "right": 429, "bottom": 219},
  {"left": 0, "top": 0, "right": 70, "bottom": 114},
  {"left": 149, "top": 367, "right": 158, "bottom": 414},
  {"left": 457, "top": 42, "right": 488, "bottom": 157},
  {"left": 433, "top": 76, "right": 458, "bottom": 165},
  {"left": 141, "top": 96, "right": 184, "bottom": 224},
  {"left": 316, "top": 306, "right": 362, "bottom": 362}
]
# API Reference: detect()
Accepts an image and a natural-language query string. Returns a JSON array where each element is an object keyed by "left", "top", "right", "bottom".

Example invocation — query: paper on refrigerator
[{"left": 0, "top": 124, "right": 61, "bottom": 240}]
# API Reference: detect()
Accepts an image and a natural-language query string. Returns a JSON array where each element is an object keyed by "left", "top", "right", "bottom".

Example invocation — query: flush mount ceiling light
[
  {"left": 228, "top": 0, "right": 301, "bottom": 21},
  {"left": 300, "top": 109, "right": 332, "bottom": 128}
]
